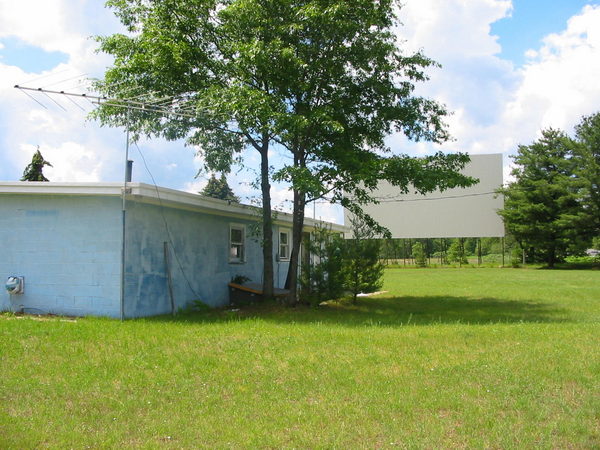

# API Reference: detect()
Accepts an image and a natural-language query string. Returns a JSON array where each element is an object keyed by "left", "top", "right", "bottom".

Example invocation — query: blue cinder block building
[{"left": 0, "top": 182, "right": 345, "bottom": 318}]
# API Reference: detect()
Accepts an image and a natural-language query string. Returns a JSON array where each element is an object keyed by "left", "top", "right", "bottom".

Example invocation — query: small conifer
[{"left": 21, "top": 147, "right": 52, "bottom": 182}]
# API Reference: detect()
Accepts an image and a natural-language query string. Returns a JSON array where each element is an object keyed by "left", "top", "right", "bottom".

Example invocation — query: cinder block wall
[
  {"left": 0, "top": 195, "right": 122, "bottom": 317},
  {"left": 124, "top": 201, "right": 290, "bottom": 317}
]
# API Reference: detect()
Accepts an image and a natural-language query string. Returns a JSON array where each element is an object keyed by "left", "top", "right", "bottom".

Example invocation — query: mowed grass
[{"left": 1, "top": 268, "right": 599, "bottom": 448}]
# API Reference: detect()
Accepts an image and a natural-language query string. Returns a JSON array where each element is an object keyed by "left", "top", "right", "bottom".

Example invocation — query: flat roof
[{"left": 0, "top": 181, "right": 347, "bottom": 232}]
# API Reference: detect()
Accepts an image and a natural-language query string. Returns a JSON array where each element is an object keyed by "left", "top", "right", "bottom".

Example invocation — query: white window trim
[
  {"left": 278, "top": 228, "right": 291, "bottom": 261},
  {"left": 229, "top": 223, "right": 246, "bottom": 264}
]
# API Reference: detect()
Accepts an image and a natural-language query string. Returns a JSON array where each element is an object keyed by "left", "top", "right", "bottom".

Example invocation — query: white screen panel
[{"left": 344, "top": 154, "right": 505, "bottom": 238}]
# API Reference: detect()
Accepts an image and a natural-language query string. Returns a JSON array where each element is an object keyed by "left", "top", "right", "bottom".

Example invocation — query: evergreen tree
[
  {"left": 498, "top": 129, "right": 585, "bottom": 267},
  {"left": 573, "top": 112, "right": 600, "bottom": 242},
  {"left": 200, "top": 174, "right": 240, "bottom": 203},
  {"left": 21, "top": 147, "right": 52, "bottom": 182},
  {"left": 299, "top": 224, "right": 345, "bottom": 306},
  {"left": 342, "top": 216, "right": 384, "bottom": 304}
]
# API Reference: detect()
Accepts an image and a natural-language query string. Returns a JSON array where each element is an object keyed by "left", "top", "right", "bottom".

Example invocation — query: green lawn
[{"left": 1, "top": 268, "right": 599, "bottom": 448}]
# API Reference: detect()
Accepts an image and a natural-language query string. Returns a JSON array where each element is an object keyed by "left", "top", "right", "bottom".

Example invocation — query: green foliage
[
  {"left": 573, "top": 112, "right": 600, "bottom": 240},
  {"left": 564, "top": 255, "right": 600, "bottom": 265},
  {"left": 300, "top": 218, "right": 384, "bottom": 305},
  {"left": 447, "top": 240, "right": 468, "bottom": 265},
  {"left": 299, "top": 224, "right": 345, "bottom": 306},
  {"left": 200, "top": 174, "right": 240, "bottom": 203},
  {"left": 498, "top": 114, "right": 600, "bottom": 267},
  {"left": 498, "top": 129, "right": 587, "bottom": 267},
  {"left": 176, "top": 298, "right": 211, "bottom": 314},
  {"left": 21, "top": 147, "right": 52, "bottom": 182},
  {"left": 342, "top": 217, "right": 384, "bottom": 303},
  {"left": 480, "top": 237, "right": 502, "bottom": 255},
  {"left": 510, "top": 246, "right": 522, "bottom": 268},
  {"left": 412, "top": 241, "right": 427, "bottom": 267},
  {"left": 94, "top": 0, "right": 477, "bottom": 304}
]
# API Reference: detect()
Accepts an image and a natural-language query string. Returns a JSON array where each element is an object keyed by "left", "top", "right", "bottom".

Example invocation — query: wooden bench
[{"left": 228, "top": 282, "right": 290, "bottom": 306}]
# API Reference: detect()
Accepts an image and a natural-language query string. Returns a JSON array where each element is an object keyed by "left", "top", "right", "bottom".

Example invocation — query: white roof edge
[
  {"left": 0, "top": 181, "right": 347, "bottom": 231},
  {"left": 0, "top": 181, "right": 124, "bottom": 195}
]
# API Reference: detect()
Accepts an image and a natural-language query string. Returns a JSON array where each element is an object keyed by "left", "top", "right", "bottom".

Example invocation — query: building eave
[{"left": 0, "top": 181, "right": 348, "bottom": 233}]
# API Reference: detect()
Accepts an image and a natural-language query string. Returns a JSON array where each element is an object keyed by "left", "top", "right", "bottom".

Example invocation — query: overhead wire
[{"left": 371, "top": 191, "right": 498, "bottom": 203}]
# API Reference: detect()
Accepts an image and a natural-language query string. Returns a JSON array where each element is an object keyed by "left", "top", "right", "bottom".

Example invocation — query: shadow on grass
[
  {"left": 144, "top": 294, "right": 569, "bottom": 328},
  {"left": 549, "top": 262, "right": 600, "bottom": 271}
]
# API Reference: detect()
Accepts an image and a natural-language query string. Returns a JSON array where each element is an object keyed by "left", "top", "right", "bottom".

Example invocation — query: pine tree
[
  {"left": 573, "top": 112, "right": 600, "bottom": 242},
  {"left": 342, "top": 216, "right": 384, "bottom": 304},
  {"left": 498, "top": 129, "right": 585, "bottom": 267},
  {"left": 200, "top": 174, "right": 240, "bottom": 203},
  {"left": 21, "top": 147, "right": 52, "bottom": 182}
]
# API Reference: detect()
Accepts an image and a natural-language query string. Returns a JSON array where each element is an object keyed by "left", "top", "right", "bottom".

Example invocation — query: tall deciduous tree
[
  {"left": 21, "top": 147, "right": 52, "bottom": 182},
  {"left": 94, "top": 0, "right": 474, "bottom": 299},
  {"left": 258, "top": 1, "right": 475, "bottom": 301},
  {"left": 95, "top": 0, "right": 287, "bottom": 298},
  {"left": 498, "top": 129, "right": 585, "bottom": 267}
]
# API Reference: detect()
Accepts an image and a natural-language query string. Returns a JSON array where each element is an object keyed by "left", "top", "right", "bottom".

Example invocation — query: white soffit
[{"left": 345, "top": 154, "right": 505, "bottom": 238}]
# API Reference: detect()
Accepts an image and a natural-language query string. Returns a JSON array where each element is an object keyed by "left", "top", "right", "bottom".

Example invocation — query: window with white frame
[
  {"left": 279, "top": 229, "right": 290, "bottom": 261},
  {"left": 229, "top": 224, "right": 245, "bottom": 263}
]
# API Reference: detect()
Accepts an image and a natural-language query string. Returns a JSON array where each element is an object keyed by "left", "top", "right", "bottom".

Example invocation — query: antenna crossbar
[{"left": 14, "top": 85, "right": 198, "bottom": 119}]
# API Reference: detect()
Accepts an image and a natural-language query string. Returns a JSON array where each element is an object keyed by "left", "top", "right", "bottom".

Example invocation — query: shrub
[
  {"left": 299, "top": 225, "right": 345, "bottom": 306},
  {"left": 299, "top": 217, "right": 385, "bottom": 306},
  {"left": 511, "top": 247, "right": 522, "bottom": 268},
  {"left": 447, "top": 240, "right": 468, "bottom": 265},
  {"left": 341, "top": 216, "right": 384, "bottom": 304},
  {"left": 412, "top": 242, "right": 427, "bottom": 267}
]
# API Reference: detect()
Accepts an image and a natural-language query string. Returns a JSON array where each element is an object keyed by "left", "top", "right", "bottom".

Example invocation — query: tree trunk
[
  {"left": 260, "top": 144, "right": 274, "bottom": 299},
  {"left": 547, "top": 244, "right": 556, "bottom": 268},
  {"left": 284, "top": 189, "right": 306, "bottom": 304}
]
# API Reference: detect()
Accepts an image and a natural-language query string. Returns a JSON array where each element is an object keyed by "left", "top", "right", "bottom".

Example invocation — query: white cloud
[
  {"left": 38, "top": 141, "right": 103, "bottom": 182},
  {"left": 507, "top": 5, "right": 600, "bottom": 133},
  {"left": 387, "top": 0, "right": 518, "bottom": 157},
  {"left": 0, "top": 0, "right": 80, "bottom": 55},
  {"left": 391, "top": 1, "right": 600, "bottom": 164},
  {"left": 0, "top": 0, "right": 120, "bottom": 70},
  {"left": 0, "top": 0, "right": 127, "bottom": 183},
  {"left": 183, "top": 179, "right": 207, "bottom": 194},
  {"left": 397, "top": 0, "right": 512, "bottom": 58}
]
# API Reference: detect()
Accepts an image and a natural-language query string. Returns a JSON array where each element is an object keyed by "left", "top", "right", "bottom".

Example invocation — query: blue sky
[
  {"left": 491, "top": 0, "right": 596, "bottom": 65},
  {"left": 1, "top": 0, "right": 600, "bottom": 223},
  {"left": 0, "top": 37, "right": 68, "bottom": 72}
]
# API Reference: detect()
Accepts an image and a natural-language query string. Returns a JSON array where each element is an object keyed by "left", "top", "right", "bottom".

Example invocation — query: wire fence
[{"left": 377, "top": 237, "right": 520, "bottom": 267}]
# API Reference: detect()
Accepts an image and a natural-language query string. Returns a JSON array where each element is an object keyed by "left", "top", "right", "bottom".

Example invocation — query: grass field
[{"left": 1, "top": 268, "right": 599, "bottom": 448}]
